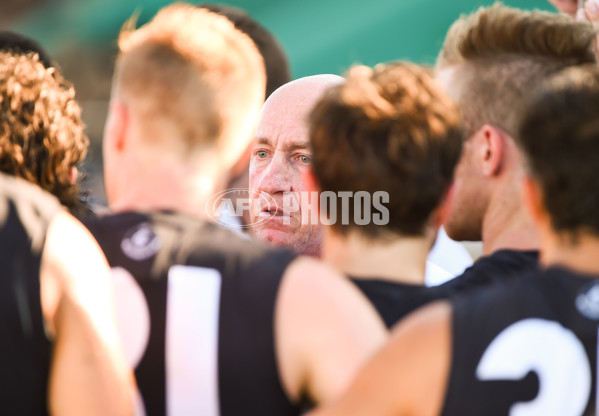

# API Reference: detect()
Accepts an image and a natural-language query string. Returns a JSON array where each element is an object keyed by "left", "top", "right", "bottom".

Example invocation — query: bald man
[
  {"left": 248, "top": 75, "right": 472, "bottom": 283},
  {"left": 248, "top": 75, "right": 341, "bottom": 256}
]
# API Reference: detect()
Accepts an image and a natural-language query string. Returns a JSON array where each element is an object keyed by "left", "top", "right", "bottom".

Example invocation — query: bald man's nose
[{"left": 256, "top": 154, "right": 295, "bottom": 194}]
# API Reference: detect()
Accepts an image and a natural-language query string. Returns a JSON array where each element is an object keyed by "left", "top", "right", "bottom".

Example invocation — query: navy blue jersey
[
  {"left": 85, "top": 211, "right": 299, "bottom": 416},
  {"left": 442, "top": 266, "right": 599, "bottom": 416}
]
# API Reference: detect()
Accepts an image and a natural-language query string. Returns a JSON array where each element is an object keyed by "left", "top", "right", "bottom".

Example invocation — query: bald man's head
[{"left": 248, "top": 75, "right": 343, "bottom": 256}]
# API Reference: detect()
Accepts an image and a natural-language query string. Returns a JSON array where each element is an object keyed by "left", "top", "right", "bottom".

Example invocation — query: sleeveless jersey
[
  {"left": 85, "top": 211, "right": 299, "bottom": 416},
  {"left": 351, "top": 250, "right": 538, "bottom": 329},
  {"left": 442, "top": 266, "right": 599, "bottom": 416},
  {"left": 351, "top": 278, "right": 448, "bottom": 328},
  {"left": 0, "top": 174, "right": 61, "bottom": 415},
  {"left": 439, "top": 249, "right": 539, "bottom": 295}
]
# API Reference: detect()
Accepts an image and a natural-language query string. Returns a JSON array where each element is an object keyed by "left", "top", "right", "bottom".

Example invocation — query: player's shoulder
[
  {"left": 449, "top": 267, "right": 554, "bottom": 335},
  {"left": 454, "top": 266, "right": 599, "bottom": 344},
  {"left": 441, "top": 249, "right": 540, "bottom": 295},
  {"left": 0, "top": 173, "right": 61, "bottom": 216},
  {"left": 0, "top": 174, "right": 62, "bottom": 246},
  {"left": 86, "top": 209, "right": 297, "bottom": 276}
]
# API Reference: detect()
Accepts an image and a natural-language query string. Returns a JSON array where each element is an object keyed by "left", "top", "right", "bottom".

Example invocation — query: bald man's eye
[
  {"left": 256, "top": 150, "right": 268, "bottom": 159},
  {"left": 299, "top": 155, "right": 311, "bottom": 164}
]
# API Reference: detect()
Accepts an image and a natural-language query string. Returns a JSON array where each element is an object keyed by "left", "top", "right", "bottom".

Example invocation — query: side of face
[
  {"left": 248, "top": 86, "right": 322, "bottom": 256},
  {"left": 442, "top": 134, "right": 489, "bottom": 241},
  {"left": 436, "top": 67, "right": 490, "bottom": 241}
]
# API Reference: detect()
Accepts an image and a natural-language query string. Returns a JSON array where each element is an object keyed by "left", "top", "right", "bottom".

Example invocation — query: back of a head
[
  {"left": 0, "top": 31, "right": 54, "bottom": 69},
  {"left": 518, "top": 64, "right": 599, "bottom": 239},
  {"left": 436, "top": 2, "right": 597, "bottom": 137},
  {"left": 0, "top": 51, "right": 88, "bottom": 213},
  {"left": 198, "top": 3, "right": 291, "bottom": 98},
  {"left": 114, "top": 3, "right": 266, "bottom": 166},
  {"left": 310, "top": 62, "right": 464, "bottom": 239}
]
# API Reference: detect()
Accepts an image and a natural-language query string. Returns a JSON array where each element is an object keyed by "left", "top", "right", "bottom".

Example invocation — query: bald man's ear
[{"left": 302, "top": 169, "right": 320, "bottom": 193}]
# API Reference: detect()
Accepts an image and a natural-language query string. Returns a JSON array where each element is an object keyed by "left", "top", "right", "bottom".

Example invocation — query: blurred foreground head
[
  {"left": 519, "top": 64, "right": 599, "bottom": 242},
  {"left": 104, "top": 3, "right": 266, "bottom": 213},
  {"left": 199, "top": 3, "right": 291, "bottom": 99},
  {"left": 198, "top": 3, "right": 292, "bottom": 201},
  {"left": 0, "top": 31, "right": 55, "bottom": 69},
  {"left": 310, "top": 62, "right": 463, "bottom": 240},
  {"left": 0, "top": 51, "right": 88, "bottom": 214}
]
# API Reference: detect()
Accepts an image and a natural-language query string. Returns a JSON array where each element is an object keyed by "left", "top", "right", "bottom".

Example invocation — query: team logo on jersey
[
  {"left": 121, "top": 223, "right": 161, "bottom": 261},
  {"left": 575, "top": 282, "right": 599, "bottom": 320}
]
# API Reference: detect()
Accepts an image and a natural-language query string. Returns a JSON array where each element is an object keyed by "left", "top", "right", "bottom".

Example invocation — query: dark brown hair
[
  {"left": 310, "top": 62, "right": 464, "bottom": 238},
  {"left": 0, "top": 31, "right": 54, "bottom": 69},
  {"left": 0, "top": 51, "right": 88, "bottom": 212},
  {"left": 518, "top": 64, "right": 599, "bottom": 238}
]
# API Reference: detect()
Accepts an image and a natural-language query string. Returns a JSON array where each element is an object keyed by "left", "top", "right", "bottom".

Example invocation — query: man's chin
[{"left": 250, "top": 226, "right": 297, "bottom": 249}]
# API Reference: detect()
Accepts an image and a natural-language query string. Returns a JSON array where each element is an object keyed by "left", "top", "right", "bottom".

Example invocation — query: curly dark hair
[
  {"left": 310, "top": 62, "right": 464, "bottom": 239},
  {"left": 0, "top": 51, "right": 88, "bottom": 213}
]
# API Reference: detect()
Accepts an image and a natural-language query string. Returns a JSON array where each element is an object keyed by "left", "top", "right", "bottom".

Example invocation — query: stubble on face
[{"left": 443, "top": 137, "right": 487, "bottom": 242}]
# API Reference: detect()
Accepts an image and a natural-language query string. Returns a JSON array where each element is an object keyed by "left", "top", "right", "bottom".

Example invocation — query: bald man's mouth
[
  {"left": 261, "top": 206, "right": 289, "bottom": 217},
  {"left": 257, "top": 205, "right": 298, "bottom": 229}
]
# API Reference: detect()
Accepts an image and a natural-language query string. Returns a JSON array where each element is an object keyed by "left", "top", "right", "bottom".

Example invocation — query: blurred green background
[
  {"left": 7, "top": 0, "right": 554, "bottom": 78},
  {"left": 0, "top": 0, "right": 557, "bottom": 201}
]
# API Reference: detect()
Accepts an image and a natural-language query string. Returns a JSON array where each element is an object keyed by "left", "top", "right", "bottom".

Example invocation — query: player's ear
[
  {"left": 478, "top": 124, "right": 505, "bottom": 177},
  {"left": 104, "top": 100, "right": 128, "bottom": 153},
  {"left": 68, "top": 166, "right": 78, "bottom": 186}
]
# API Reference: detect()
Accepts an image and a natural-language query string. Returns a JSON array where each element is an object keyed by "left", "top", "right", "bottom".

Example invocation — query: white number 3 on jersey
[{"left": 476, "top": 318, "right": 592, "bottom": 416}]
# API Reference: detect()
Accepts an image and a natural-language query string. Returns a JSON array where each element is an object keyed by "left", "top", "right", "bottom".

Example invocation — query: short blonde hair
[
  {"left": 114, "top": 3, "right": 266, "bottom": 160},
  {"left": 436, "top": 2, "right": 597, "bottom": 136}
]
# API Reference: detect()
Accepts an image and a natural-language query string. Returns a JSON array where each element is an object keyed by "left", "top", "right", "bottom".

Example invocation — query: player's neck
[
  {"left": 109, "top": 158, "right": 220, "bottom": 219},
  {"left": 541, "top": 231, "right": 599, "bottom": 277},
  {"left": 322, "top": 228, "right": 431, "bottom": 285},
  {"left": 482, "top": 191, "right": 540, "bottom": 255}
]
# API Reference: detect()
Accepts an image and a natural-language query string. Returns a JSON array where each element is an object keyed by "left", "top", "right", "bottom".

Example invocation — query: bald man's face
[{"left": 248, "top": 84, "right": 323, "bottom": 256}]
